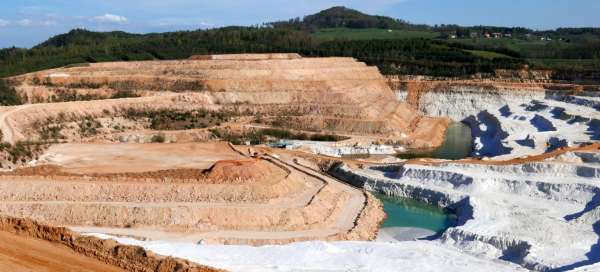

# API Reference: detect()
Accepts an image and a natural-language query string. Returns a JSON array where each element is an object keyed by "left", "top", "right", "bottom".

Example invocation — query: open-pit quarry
[{"left": 0, "top": 54, "right": 598, "bottom": 271}]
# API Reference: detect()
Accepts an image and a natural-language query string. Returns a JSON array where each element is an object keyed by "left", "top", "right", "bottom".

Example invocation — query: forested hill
[
  {"left": 270, "top": 6, "right": 421, "bottom": 30},
  {"left": 36, "top": 30, "right": 141, "bottom": 48},
  {"left": 1, "top": 6, "right": 599, "bottom": 81}
]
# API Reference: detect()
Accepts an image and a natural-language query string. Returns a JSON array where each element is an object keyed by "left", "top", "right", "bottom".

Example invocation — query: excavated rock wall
[
  {"left": 390, "top": 79, "right": 599, "bottom": 159},
  {"left": 5, "top": 55, "right": 449, "bottom": 148},
  {"left": 330, "top": 149, "right": 600, "bottom": 271}
]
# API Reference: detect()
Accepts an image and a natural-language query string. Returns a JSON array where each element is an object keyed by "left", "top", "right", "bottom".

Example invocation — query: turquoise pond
[{"left": 376, "top": 194, "right": 457, "bottom": 233}]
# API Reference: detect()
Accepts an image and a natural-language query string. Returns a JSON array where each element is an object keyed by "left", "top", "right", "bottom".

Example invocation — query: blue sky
[{"left": 1, "top": 0, "right": 599, "bottom": 48}]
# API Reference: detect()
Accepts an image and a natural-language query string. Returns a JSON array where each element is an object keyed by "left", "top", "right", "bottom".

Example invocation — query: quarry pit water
[
  {"left": 377, "top": 194, "right": 457, "bottom": 234},
  {"left": 397, "top": 122, "right": 473, "bottom": 160}
]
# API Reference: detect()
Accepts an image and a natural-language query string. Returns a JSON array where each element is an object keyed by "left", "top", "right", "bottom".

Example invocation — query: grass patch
[
  {"left": 452, "top": 38, "right": 557, "bottom": 53},
  {"left": 465, "top": 50, "right": 512, "bottom": 59},
  {"left": 528, "top": 58, "right": 599, "bottom": 70},
  {"left": 312, "top": 28, "right": 440, "bottom": 41}
]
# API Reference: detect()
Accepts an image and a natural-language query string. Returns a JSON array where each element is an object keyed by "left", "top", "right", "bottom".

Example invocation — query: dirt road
[{"left": 0, "top": 105, "right": 29, "bottom": 144}]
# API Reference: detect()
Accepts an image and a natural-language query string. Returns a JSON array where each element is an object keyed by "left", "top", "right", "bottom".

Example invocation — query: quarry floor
[{"left": 39, "top": 142, "right": 245, "bottom": 174}]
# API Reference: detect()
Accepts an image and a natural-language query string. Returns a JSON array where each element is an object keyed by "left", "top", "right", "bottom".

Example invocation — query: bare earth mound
[{"left": 205, "top": 159, "right": 270, "bottom": 183}]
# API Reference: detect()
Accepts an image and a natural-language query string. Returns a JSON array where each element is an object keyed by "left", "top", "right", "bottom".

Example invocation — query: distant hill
[
  {"left": 36, "top": 29, "right": 140, "bottom": 48},
  {"left": 270, "top": 6, "right": 426, "bottom": 30},
  {"left": 302, "top": 6, "right": 411, "bottom": 29},
  {"left": 0, "top": 6, "right": 598, "bottom": 82}
]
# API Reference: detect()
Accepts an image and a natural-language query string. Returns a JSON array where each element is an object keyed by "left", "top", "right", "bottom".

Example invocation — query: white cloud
[
  {"left": 0, "top": 19, "right": 8, "bottom": 27},
  {"left": 17, "top": 19, "right": 32, "bottom": 26},
  {"left": 41, "top": 20, "right": 57, "bottom": 26},
  {"left": 92, "top": 14, "right": 128, "bottom": 24}
]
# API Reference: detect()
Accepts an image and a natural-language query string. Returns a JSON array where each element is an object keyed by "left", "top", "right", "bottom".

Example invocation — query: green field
[
  {"left": 453, "top": 38, "right": 569, "bottom": 56},
  {"left": 465, "top": 50, "right": 512, "bottom": 59},
  {"left": 312, "top": 28, "right": 440, "bottom": 41},
  {"left": 528, "top": 58, "right": 599, "bottom": 69}
]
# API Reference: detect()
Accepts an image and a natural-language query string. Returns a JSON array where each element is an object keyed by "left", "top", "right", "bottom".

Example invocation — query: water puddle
[{"left": 376, "top": 194, "right": 456, "bottom": 242}]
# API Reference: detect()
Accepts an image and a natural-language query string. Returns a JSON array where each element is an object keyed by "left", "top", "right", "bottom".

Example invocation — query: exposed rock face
[
  {"left": 390, "top": 78, "right": 599, "bottom": 159},
  {"left": 330, "top": 148, "right": 600, "bottom": 271},
  {"left": 6, "top": 55, "right": 449, "bottom": 149}
]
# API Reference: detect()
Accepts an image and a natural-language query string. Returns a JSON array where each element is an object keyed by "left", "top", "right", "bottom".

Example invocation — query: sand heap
[
  {"left": 5, "top": 54, "right": 449, "bottom": 148},
  {"left": 204, "top": 159, "right": 271, "bottom": 183}
]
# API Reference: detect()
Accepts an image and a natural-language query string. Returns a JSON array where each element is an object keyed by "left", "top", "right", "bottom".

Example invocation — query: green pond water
[
  {"left": 377, "top": 194, "right": 457, "bottom": 233},
  {"left": 397, "top": 122, "right": 473, "bottom": 160}
]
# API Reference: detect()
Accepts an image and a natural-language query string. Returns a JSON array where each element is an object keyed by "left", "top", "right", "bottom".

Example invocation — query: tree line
[{"left": 0, "top": 27, "right": 525, "bottom": 79}]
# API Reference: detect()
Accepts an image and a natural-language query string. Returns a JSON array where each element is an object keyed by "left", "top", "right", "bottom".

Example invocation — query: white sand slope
[{"left": 86, "top": 233, "right": 525, "bottom": 272}]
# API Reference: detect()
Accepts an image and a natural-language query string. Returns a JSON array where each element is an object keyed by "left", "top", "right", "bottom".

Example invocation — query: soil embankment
[{"left": 0, "top": 216, "right": 222, "bottom": 272}]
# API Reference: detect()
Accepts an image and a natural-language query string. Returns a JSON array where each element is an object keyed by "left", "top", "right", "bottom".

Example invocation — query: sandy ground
[
  {"left": 0, "top": 231, "right": 125, "bottom": 272},
  {"left": 39, "top": 142, "right": 244, "bottom": 174}
]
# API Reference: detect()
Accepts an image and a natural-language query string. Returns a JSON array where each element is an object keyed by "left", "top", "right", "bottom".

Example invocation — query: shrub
[
  {"left": 123, "top": 108, "right": 234, "bottom": 131},
  {"left": 110, "top": 90, "right": 140, "bottom": 99},
  {"left": 0, "top": 79, "right": 22, "bottom": 106},
  {"left": 151, "top": 134, "right": 166, "bottom": 143},
  {"left": 5, "top": 141, "right": 44, "bottom": 164},
  {"left": 78, "top": 116, "right": 102, "bottom": 137}
]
